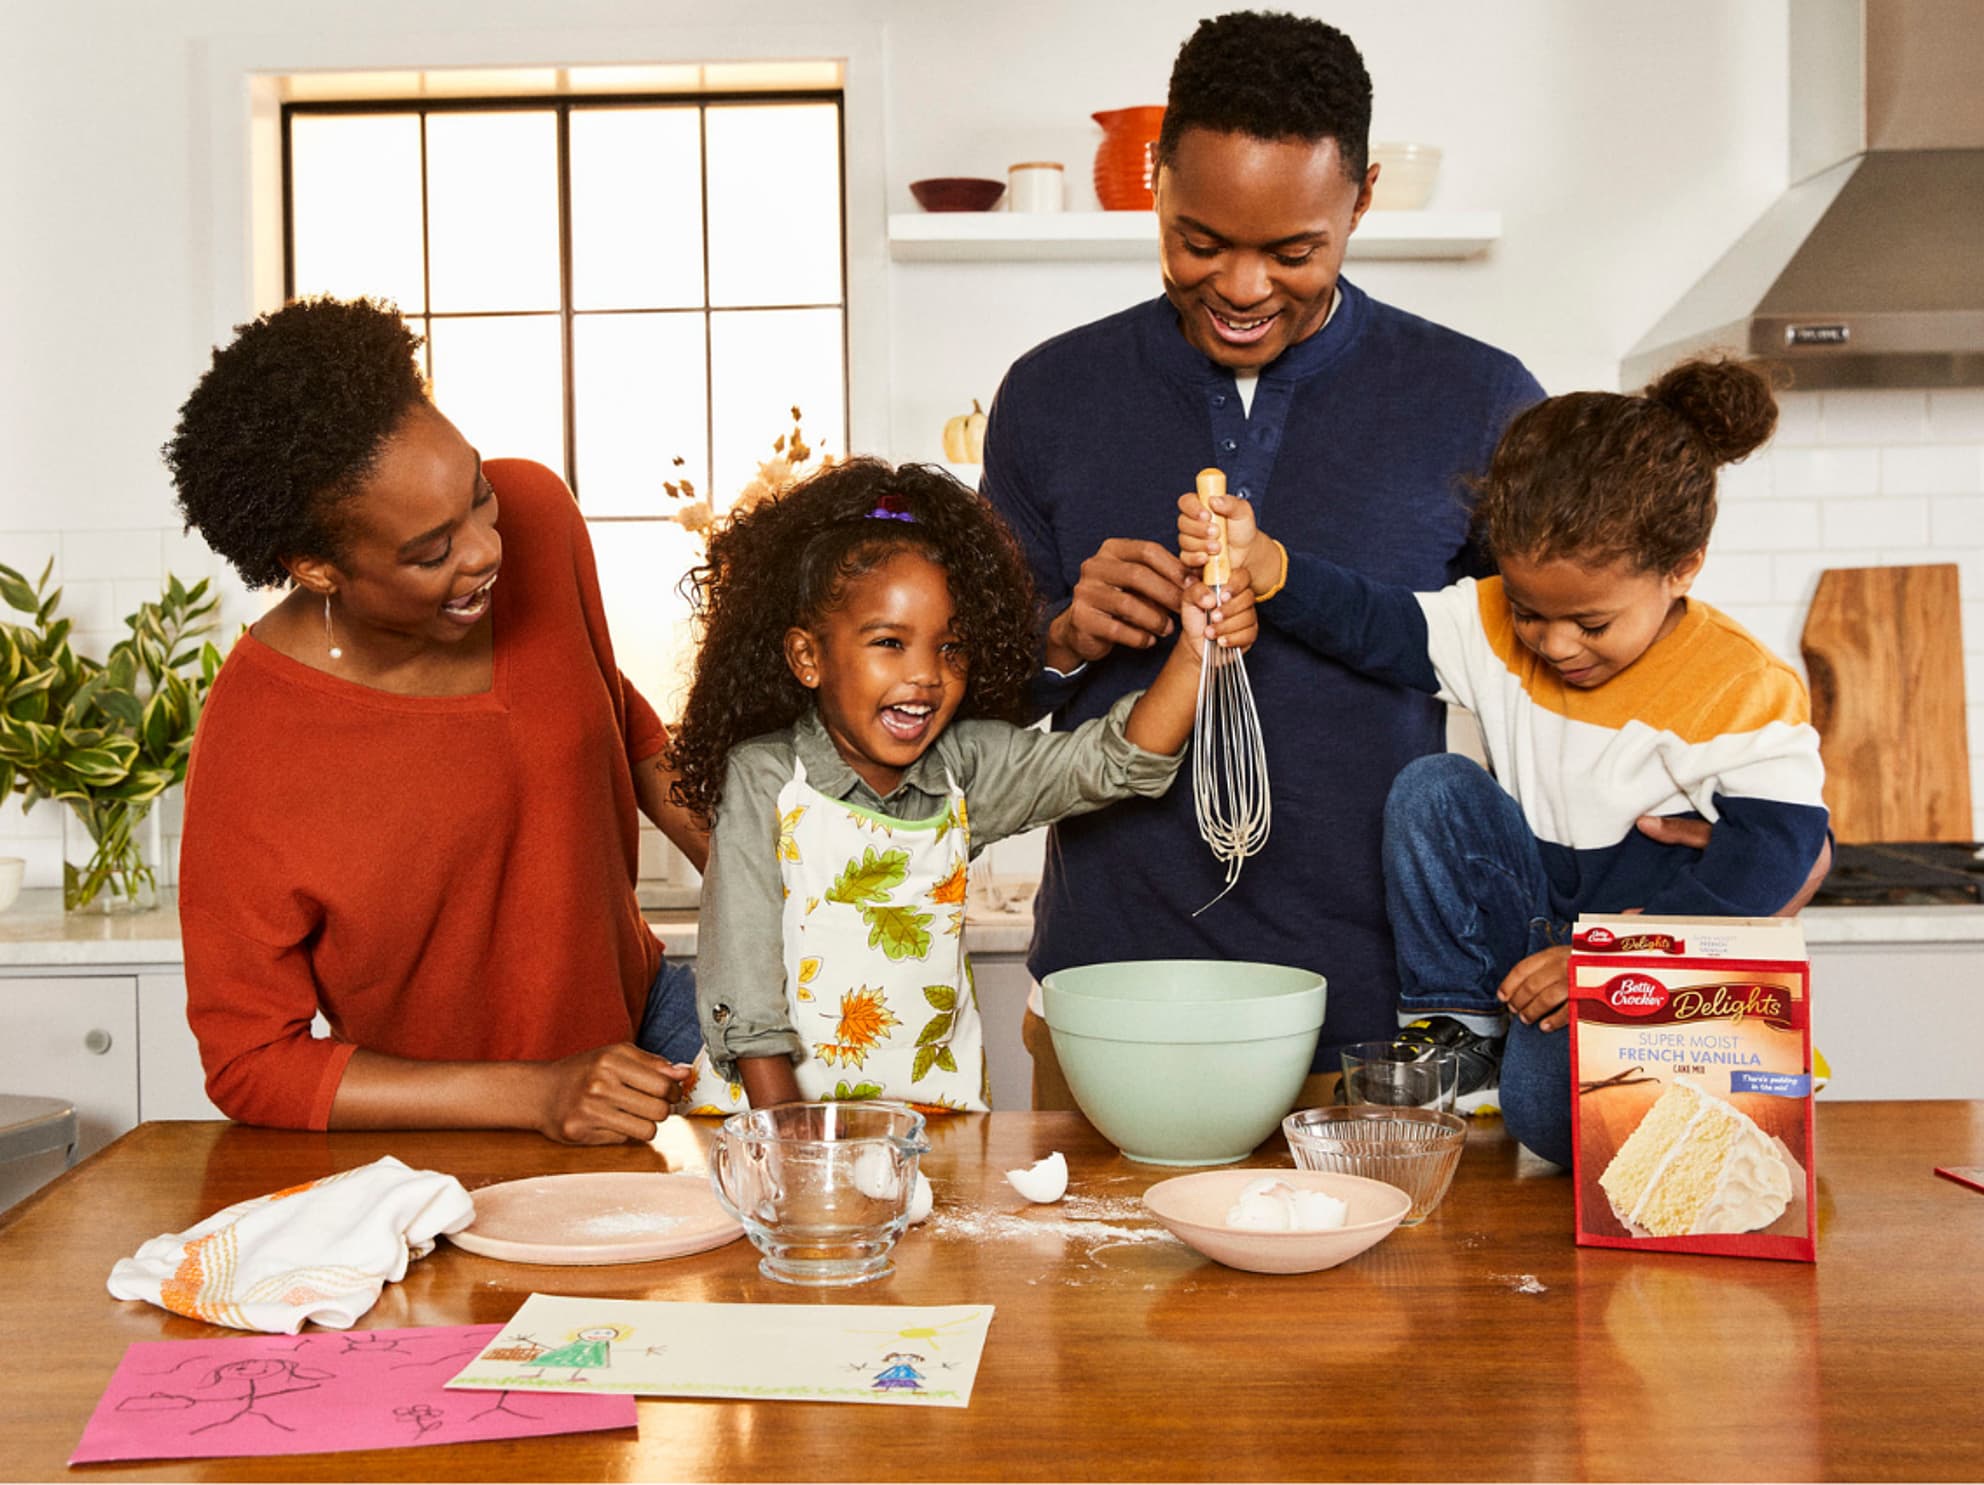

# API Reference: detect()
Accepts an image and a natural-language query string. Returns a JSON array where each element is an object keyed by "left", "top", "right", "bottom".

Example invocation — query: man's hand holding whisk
[{"left": 1177, "top": 489, "right": 1287, "bottom": 605}]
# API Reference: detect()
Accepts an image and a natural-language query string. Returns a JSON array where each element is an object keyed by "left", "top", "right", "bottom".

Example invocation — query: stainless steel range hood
[{"left": 1624, "top": 0, "right": 1984, "bottom": 390}]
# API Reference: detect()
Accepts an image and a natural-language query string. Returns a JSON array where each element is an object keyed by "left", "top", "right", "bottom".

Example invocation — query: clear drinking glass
[{"left": 1339, "top": 1040, "right": 1461, "bottom": 1112}]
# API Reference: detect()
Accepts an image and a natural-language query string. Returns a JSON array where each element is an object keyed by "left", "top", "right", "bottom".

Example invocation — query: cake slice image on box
[{"left": 1598, "top": 1079, "right": 1793, "bottom": 1237}]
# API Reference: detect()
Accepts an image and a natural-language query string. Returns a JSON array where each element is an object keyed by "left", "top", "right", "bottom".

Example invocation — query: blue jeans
[
  {"left": 1381, "top": 754, "right": 1573, "bottom": 1168},
  {"left": 635, "top": 959, "right": 703, "bottom": 1065}
]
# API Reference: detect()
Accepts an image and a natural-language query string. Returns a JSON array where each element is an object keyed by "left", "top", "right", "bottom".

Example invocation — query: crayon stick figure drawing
[
  {"left": 118, "top": 1357, "right": 333, "bottom": 1436},
  {"left": 69, "top": 1325, "right": 635, "bottom": 1466},
  {"left": 870, "top": 1353, "right": 926, "bottom": 1392},
  {"left": 524, "top": 1323, "right": 629, "bottom": 1381},
  {"left": 449, "top": 1294, "right": 993, "bottom": 1408}
]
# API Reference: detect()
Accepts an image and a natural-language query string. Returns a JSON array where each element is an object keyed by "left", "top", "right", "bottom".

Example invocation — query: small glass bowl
[{"left": 1281, "top": 1105, "right": 1466, "bottom": 1226}]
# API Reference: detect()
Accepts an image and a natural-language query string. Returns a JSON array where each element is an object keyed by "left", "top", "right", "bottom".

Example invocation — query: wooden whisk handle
[{"left": 1197, "top": 467, "right": 1230, "bottom": 588}]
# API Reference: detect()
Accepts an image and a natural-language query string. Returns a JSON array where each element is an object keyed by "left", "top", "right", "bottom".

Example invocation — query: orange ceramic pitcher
[{"left": 1092, "top": 106, "right": 1166, "bottom": 210}]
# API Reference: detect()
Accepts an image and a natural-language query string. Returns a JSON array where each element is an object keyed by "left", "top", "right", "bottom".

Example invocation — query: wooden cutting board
[{"left": 1799, "top": 563, "right": 1971, "bottom": 842}]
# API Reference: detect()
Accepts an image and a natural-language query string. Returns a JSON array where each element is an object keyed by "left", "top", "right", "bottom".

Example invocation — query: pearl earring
[{"left": 324, "top": 591, "right": 343, "bottom": 661}]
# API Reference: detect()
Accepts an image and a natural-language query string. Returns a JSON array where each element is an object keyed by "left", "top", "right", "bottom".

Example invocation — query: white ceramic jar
[{"left": 1006, "top": 160, "right": 1065, "bottom": 213}]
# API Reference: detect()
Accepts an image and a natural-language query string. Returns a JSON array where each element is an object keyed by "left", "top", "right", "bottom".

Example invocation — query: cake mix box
[{"left": 1568, "top": 915, "right": 1815, "bottom": 1262}]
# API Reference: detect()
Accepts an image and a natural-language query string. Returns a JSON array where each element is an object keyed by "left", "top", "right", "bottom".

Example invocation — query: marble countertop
[
  {"left": 0, "top": 888, "right": 1974, "bottom": 969},
  {"left": 0, "top": 889, "right": 1039, "bottom": 967}
]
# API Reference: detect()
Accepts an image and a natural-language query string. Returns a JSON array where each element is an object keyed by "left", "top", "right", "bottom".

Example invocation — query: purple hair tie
[{"left": 866, "top": 494, "right": 917, "bottom": 523}]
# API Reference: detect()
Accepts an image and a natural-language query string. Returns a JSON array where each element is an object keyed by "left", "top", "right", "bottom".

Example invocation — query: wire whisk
[{"left": 1190, "top": 467, "right": 1271, "bottom": 912}]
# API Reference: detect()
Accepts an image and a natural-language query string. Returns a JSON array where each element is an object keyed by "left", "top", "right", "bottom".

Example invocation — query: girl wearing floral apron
[{"left": 666, "top": 459, "right": 1255, "bottom": 1114}]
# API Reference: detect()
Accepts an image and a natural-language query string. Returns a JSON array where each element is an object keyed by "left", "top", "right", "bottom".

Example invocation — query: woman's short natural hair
[{"left": 163, "top": 296, "right": 427, "bottom": 589}]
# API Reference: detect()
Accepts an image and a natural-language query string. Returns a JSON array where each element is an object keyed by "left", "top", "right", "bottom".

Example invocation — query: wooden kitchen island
[{"left": 4, "top": 1104, "right": 1981, "bottom": 1482}]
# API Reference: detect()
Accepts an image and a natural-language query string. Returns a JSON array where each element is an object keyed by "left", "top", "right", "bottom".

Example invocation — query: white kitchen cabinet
[
  {"left": 138, "top": 972, "right": 224, "bottom": 1121},
  {"left": 0, "top": 974, "right": 138, "bottom": 1211}
]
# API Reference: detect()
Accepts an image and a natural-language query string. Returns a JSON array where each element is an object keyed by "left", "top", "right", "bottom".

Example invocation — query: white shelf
[{"left": 887, "top": 209, "right": 1501, "bottom": 263}]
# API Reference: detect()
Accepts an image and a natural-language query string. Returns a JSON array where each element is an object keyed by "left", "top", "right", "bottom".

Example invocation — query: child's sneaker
[{"left": 1397, "top": 1015, "right": 1504, "bottom": 1117}]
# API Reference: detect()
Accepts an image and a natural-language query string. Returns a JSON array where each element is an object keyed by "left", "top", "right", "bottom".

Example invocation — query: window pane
[
  {"left": 589, "top": 518, "right": 705, "bottom": 723},
  {"left": 709, "top": 308, "right": 844, "bottom": 506},
  {"left": 426, "top": 111, "right": 560, "bottom": 312},
  {"left": 704, "top": 103, "right": 843, "bottom": 308},
  {"left": 570, "top": 108, "right": 706, "bottom": 310},
  {"left": 290, "top": 114, "right": 426, "bottom": 311},
  {"left": 572, "top": 312, "right": 709, "bottom": 517},
  {"left": 426, "top": 315, "right": 565, "bottom": 474}
]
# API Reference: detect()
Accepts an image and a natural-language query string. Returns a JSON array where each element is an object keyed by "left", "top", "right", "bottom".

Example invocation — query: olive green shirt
[{"left": 696, "top": 690, "right": 1181, "bottom": 1078}]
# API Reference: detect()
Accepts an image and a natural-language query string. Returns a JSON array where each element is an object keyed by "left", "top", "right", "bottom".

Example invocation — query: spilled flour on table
[
  {"left": 1490, "top": 1272, "right": 1549, "bottom": 1295},
  {"left": 929, "top": 1189, "right": 1180, "bottom": 1269}
]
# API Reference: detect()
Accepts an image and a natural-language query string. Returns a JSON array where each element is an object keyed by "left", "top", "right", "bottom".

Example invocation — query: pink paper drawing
[{"left": 70, "top": 1324, "right": 635, "bottom": 1464}]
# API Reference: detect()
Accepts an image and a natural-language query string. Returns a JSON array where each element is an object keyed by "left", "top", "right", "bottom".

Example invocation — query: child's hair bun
[{"left": 1646, "top": 356, "right": 1778, "bottom": 465}]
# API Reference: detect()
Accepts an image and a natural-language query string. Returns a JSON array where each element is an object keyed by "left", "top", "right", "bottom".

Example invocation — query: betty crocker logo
[
  {"left": 1573, "top": 926, "right": 1686, "bottom": 954},
  {"left": 1603, "top": 973, "right": 1670, "bottom": 1017}
]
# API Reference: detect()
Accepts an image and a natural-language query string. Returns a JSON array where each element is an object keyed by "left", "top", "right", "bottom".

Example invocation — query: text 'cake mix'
[{"left": 1568, "top": 915, "right": 1815, "bottom": 1262}]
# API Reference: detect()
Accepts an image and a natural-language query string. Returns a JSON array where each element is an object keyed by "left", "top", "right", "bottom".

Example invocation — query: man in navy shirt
[{"left": 983, "top": 11, "right": 1544, "bottom": 1105}]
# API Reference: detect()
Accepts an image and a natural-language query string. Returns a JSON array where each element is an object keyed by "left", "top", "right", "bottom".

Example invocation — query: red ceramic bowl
[{"left": 910, "top": 177, "right": 1006, "bottom": 212}]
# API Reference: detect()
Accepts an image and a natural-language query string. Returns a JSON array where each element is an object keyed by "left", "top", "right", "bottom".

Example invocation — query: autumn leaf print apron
[{"left": 682, "top": 758, "right": 989, "bottom": 1115}]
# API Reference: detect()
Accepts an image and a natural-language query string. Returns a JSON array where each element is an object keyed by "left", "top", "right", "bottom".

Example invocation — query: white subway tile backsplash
[
  {"left": 1770, "top": 392, "right": 1823, "bottom": 447},
  {"left": 160, "top": 526, "right": 222, "bottom": 584},
  {"left": 1823, "top": 497, "right": 1926, "bottom": 551},
  {"left": 1929, "top": 390, "right": 1984, "bottom": 441},
  {"left": 0, "top": 532, "right": 62, "bottom": 580},
  {"left": 1768, "top": 447, "right": 1880, "bottom": 498},
  {"left": 1961, "top": 601, "right": 1984, "bottom": 654},
  {"left": 1932, "top": 495, "right": 1984, "bottom": 549},
  {"left": 0, "top": 834, "right": 65, "bottom": 891},
  {"left": 1713, "top": 500, "right": 1820, "bottom": 552},
  {"left": 1716, "top": 455, "right": 1772, "bottom": 502},
  {"left": 52, "top": 579, "right": 118, "bottom": 633},
  {"left": 112, "top": 579, "right": 169, "bottom": 623},
  {"left": 0, "top": 799, "right": 62, "bottom": 840},
  {"left": 1965, "top": 649, "right": 1984, "bottom": 704},
  {"left": 1694, "top": 551, "right": 1774, "bottom": 606},
  {"left": 60, "top": 528, "right": 163, "bottom": 580},
  {"left": 1883, "top": 445, "right": 1984, "bottom": 495},
  {"left": 1768, "top": 551, "right": 1837, "bottom": 608},
  {"left": 1821, "top": 388, "right": 1930, "bottom": 444}
]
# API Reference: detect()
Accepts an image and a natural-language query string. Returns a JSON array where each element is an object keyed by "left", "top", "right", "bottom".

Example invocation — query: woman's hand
[
  {"left": 534, "top": 1043, "right": 690, "bottom": 1145},
  {"left": 1177, "top": 490, "right": 1281, "bottom": 595},
  {"left": 1497, "top": 944, "right": 1573, "bottom": 1033},
  {"left": 1179, "top": 563, "right": 1259, "bottom": 662}
]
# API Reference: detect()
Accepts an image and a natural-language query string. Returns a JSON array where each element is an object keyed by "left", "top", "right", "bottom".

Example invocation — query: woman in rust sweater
[{"left": 165, "top": 297, "right": 707, "bottom": 1143}]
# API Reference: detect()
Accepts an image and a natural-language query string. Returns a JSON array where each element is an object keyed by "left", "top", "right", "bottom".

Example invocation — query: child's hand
[
  {"left": 1176, "top": 489, "right": 1275, "bottom": 593},
  {"left": 1497, "top": 944, "right": 1572, "bottom": 1033},
  {"left": 1180, "top": 563, "right": 1259, "bottom": 661}
]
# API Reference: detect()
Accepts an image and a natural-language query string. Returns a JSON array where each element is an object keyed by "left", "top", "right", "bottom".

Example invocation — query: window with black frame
[{"left": 283, "top": 90, "right": 848, "bottom": 713}]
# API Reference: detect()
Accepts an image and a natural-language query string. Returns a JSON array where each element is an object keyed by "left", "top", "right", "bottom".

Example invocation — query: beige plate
[
  {"left": 448, "top": 1171, "right": 744, "bottom": 1266},
  {"left": 1142, "top": 1169, "right": 1411, "bottom": 1274}
]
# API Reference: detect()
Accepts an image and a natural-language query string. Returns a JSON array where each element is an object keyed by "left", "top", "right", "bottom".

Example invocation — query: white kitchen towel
[{"left": 106, "top": 1155, "right": 474, "bottom": 1334}]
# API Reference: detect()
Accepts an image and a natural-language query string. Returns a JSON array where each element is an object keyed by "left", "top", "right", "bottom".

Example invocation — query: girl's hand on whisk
[{"left": 1180, "top": 565, "right": 1259, "bottom": 659}]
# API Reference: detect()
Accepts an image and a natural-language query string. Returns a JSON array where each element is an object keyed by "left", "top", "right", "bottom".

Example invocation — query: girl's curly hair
[
  {"left": 1474, "top": 355, "right": 1779, "bottom": 576},
  {"left": 163, "top": 296, "right": 428, "bottom": 589},
  {"left": 664, "top": 458, "right": 1042, "bottom": 826}
]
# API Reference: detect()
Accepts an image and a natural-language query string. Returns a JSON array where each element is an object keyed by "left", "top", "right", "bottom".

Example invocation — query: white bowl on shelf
[
  {"left": 1369, "top": 142, "right": 1442, "bottom": 210},
  {"left": 0, "top": 857, "right": 23, "bottom": 913}
]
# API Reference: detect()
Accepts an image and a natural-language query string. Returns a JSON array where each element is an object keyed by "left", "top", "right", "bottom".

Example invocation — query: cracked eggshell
[
  {"left": 1005, "top": 1151, "right": 1069, "bottom": 1204},
  {"left": 905, "top": 1170, "right": 934, "bottom": 1225}
]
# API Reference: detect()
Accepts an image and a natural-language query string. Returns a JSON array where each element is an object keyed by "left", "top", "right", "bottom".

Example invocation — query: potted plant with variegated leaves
[{"left": 0, "top": 560, "right": 221, "bottom": 913}]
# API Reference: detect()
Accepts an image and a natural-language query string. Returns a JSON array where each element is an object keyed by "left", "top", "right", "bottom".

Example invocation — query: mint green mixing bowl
[{"left": 1042, "top": 960, "right": 1326, "bottom": 1166}]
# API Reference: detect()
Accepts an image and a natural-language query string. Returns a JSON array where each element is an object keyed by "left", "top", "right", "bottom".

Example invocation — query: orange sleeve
[
  {"left": 622, "top": 670, "right": 668, "bottom": 763},
  {"left": 180, "top": 901, "right": 357, "bottom": 1130}
]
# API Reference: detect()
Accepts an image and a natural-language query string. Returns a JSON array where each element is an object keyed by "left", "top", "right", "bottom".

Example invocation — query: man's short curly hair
[
  {"left": 163, "top": 296, "right": 428, "bottom": 589},
  {"left": 1155, "top": 10, "right": 1373, "bottom": 181},
  {"left": 664, "top": 459, "right": 1042, "bottom": 828}
]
